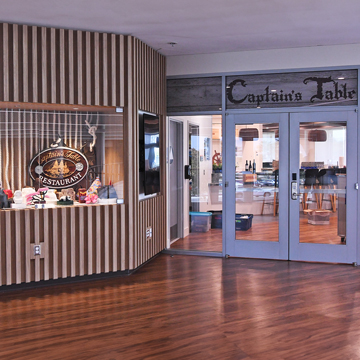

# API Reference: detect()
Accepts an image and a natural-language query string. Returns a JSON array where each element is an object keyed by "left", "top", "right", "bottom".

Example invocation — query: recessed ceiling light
[
  {"left": 73, "top": 107, "right": 78, "bottom": 110},
  {"left": 271, "top": 89, "right": 276, "bottom": 92},
  {"left": 338, "top": 77, "right": 345, "bottom": 80}
]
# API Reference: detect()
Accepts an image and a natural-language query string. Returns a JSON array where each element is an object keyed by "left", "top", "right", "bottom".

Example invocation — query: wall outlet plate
[
  {"left": 146, "top": 227, "right": 152, "bottom": 240},
  {"left": 34, "top": 245, "right": 41, "bottom": 256}
]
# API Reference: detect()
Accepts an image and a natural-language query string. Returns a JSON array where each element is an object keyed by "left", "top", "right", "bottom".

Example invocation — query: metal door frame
[
  {"left": 224, "top": 112, "right": 289, "bottom": 260},
  {"left": 289, "top": 110, "right": 358, "bottom": 264},
  {"left": 225, "top": 110, "right": 357, "bottom": 263}
]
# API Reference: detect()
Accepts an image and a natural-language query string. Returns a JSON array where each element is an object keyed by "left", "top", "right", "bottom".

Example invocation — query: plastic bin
[
  {"left": 235, "top": 214, "right": 253, "bottom": 231},
  {"left": 190, "top": 212, "right": 212, "bottom": 232},
  {"left": 210, "top": 211, "right": 222, "bottom": 229},
  {"left": 307, "top": 210, "right": 330, "bottom": 225}
]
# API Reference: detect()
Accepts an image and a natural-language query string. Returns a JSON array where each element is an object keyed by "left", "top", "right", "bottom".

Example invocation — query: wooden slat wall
[
  {"left": 0, "top": 23, "right": 125, "bottom": 107},
  {"left": 0, "top": 204, "right": 126, "bottom": 286},
  {"left": 0, "top": 23, "right": 167, "bottom": 284},
  {"left": 126, "top": 37, "right": 167, "bottom": 269}
]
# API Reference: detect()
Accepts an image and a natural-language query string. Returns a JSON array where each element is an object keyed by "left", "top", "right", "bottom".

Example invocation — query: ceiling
[{"left": 1, "top": 0, "right": 360, "bottom": 56}]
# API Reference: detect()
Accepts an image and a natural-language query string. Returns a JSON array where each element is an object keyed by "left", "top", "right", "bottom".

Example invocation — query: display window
[{"left": 0, "top": 104, "right": 124, "bottom": 209}]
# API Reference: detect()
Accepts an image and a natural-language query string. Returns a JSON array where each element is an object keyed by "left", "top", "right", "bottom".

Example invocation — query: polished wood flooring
[
  {"left": 1, "top": 254, "right": 360, "bottom": 359},
  {"left": 171, "top": 214, "right": 342, "bottom": 252}
]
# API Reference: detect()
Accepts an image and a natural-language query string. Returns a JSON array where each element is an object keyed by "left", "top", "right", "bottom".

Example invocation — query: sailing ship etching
[{"left": 44, "top": 159, "right": 76, "bottom": 178}]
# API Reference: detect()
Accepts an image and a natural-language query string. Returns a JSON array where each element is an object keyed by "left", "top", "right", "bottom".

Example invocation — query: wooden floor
[
  {"left": 171, "top": 214, "right": 342, "bottom": 251},
  {"left": 1, "top": 254, "right": 360, "bottom": 359}
]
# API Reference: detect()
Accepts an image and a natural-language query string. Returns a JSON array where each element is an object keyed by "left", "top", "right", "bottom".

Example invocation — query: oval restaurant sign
[{"left": 29, "top": 147, "right": 89, "bottom": 189}]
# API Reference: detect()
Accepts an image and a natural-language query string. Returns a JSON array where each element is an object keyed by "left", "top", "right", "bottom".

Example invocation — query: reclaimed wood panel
[
  {"left": 167, "top": 76, "right": 223, "bottom": 113},
  {"left": 0, "top": 22, "right": 125, "bottom": 107},
  {"left": 226, "top": 69, "right": 358, "bottom": 109},
  {"left": 0, "top": 204, "right": 126, "bottom": 286}
]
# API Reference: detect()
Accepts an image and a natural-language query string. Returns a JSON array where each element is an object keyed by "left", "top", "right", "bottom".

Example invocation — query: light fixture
[
  {"left": 338, "top": 77, "right": 345, "bottom": 80},
  {"left": 239, "top": 128, "right": 259, "bottom": 141},
  {"left": 308, "top": 129, "right": 327, "bottom": 142},
  {"left": 271, "top": 89, "right": 276, "bottom": 92}
]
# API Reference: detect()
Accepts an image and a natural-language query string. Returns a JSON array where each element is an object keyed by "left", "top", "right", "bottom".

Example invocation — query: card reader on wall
[{"left": 184, "top": 165, "right": 191, "bottom": 179}]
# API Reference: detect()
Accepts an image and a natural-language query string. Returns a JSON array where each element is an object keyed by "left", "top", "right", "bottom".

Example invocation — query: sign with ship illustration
[{"left": 29, "top": 146, "right": 89, "bottom": 189}]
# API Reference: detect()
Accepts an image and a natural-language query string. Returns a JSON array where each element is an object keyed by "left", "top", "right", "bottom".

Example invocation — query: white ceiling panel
[{"left": 1, "top": 0, "right": 360, "bottom": 56}]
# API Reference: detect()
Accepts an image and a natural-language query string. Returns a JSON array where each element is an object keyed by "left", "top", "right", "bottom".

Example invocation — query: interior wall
[
  {"left": 0, "top": 21, "right": 167, "bottom": 281},
  {"left": 126, "top": 36, "right": 167, "bottom": 270},
  {"left": 166, "top": 44, "right": 360, "bottom": 76}
]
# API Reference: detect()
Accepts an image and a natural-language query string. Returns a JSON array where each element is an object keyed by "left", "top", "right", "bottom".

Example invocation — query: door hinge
[{"left": 355, "top": 183, "right": 359, "bottom": 190}]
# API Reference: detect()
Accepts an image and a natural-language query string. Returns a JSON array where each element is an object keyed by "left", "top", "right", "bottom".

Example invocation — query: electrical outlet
[
  {"left": 146, "top": 227, "right": 152, "bottom": 240},
  {"left": 34, "top": 245, "right": 41, "bottom": 256}
]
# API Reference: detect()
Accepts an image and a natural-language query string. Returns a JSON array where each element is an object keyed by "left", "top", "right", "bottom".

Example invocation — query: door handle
[{"left": 291, "top": 181, "right": 301, "bottom": 200}]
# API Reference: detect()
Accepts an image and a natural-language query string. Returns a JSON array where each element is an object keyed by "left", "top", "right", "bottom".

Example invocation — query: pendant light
[
  {"left": 308, "top": 129, "right": 327, "bottom": 142},
  {"left": 239, "top": 127, "right": 259, "bottom": 141}
]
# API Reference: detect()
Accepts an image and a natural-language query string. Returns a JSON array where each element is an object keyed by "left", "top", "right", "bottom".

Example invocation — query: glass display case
[{"left": 0, "top": 104, "right": 124, "bottom": 209}]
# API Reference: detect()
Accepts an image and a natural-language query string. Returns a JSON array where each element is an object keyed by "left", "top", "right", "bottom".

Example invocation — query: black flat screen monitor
[{"left": 139, "top": 113, "right": 160, "bottom": 195}]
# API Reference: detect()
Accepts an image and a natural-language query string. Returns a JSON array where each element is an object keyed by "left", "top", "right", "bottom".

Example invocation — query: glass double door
[{"left": 225, "top": 111, "right": 357, "bottom": 263}]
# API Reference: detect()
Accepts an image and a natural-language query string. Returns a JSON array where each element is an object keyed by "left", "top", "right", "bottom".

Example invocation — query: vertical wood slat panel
[
  {"left": 137, "top": 196, "right": 166, "bottom": 266},
  {"left": 0, "top": 22, "right": 125, "bottom": 106},
  {"left": 127, "top": 37, "right": 134, "bottom": 270},
  {"left": 5, "top": 212, "right": 12, "bottom": 285},
  {"left": 59, "top": 29, "right": 65, "bottom": 104},
  {"left": 104, "top": 205, "right": 110, "bottom": 272},
  {"left": 71, "top": 207, "right": 76, "bottom": 277},
  {"left": 13, "top": 24, "right": 19, "bottom": 102},
  {"left": 41, "top": 27, "right": 47, "bottom": 103},
  {"left": 68, "top": 30, "right": 74, "bottom": 104},
  {"left": 127, "top": 36, "right": 167, "bottom": 270},
  {"left": 25, "top": 210, "right": 31, "bottom": 283},
  {"left": 52, "top": 208, "right": 58, "bottom": 279},
  {"left": 88, "top": 206, "right": 93, "bottom": 274},
  {"left": 103, "top": 33, "right": 108, "bottom": 106},
  {"left": 61, "top": 208, "right": 67, "bottom": 278},
  {"left": 23, "top": 25, "right": 29, "bottom": 102},
  {"left": 140, "top": 201, "right": 143, "bottom": 265},
  {"left": 111, "top": 34, "right": 116, "bottom": 106},
  {"left": 15, "top": 211, "right": 21, "bottom": 284},
  {"left": 3, "top": 23, "right": 9, "bottom": 101},
  {"left": 112, "top": 205, "right": 117, "bottom": 272},
  {"left": 120, "top": 204, "right": 126, "bottom": 271},
  {"left": 44, "top": 210, "right": 49, "bottom": 281},
  {"left": 119, "top": 35, "right": 125, "bottom": 106},
  {"left": 94, "top": 32, "right": 100, "bottom": 105},
  {"left": 96, "top": 206, "right": 101, "bottom": 274},
  {"left": 1, "top": 204, "right": 126, "bottom": 286},
  {"left": 0, "top": 213, "right": 2, "bottom": 286},
  {"left": 32, "top": 26, "right": 38, "bottom": 103},
  {"left": 50, "top": 28, "right": 56, "bottom": 103},
  {"left": 34, "top": 211, "right": 40, "bottom": 282},
  {"left": 85, "top": 31, "right": 91, "bottom": 105},
  {"left": 77, "top": 30, "right": 83, "bottom": 105},
  {"left": 79, "top": 206, "right": 85, "bottom": 276}
]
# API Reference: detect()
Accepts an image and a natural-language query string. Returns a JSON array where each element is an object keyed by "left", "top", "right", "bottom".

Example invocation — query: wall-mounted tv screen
[{"left": 139, "top": 112, "right": 160, "bottom": 196}]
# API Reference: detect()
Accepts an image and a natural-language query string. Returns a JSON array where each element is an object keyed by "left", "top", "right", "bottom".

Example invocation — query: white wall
[{"left": 167, "top": 44, "right": 360, "bottom": 76}]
